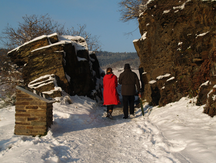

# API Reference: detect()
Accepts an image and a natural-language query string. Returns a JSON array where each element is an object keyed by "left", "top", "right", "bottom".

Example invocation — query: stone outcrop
[
  {"left": 8, "top": 33, "right": 103, "bottom": 101},
  {"left": 134, "top": 0, "right": 216, "bottom": 116}
]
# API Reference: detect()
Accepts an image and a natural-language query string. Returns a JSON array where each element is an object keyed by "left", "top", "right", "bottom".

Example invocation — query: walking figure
[
  {"left": 103, "top": 67, "right": 120, "bottom": 119},
  {"left": 119, "top": 64, "right": 141, "bottom": 119}
]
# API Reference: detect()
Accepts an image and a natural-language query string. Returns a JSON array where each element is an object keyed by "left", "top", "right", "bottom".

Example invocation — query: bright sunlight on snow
[{"left": 0, "top": 69, "right": 216, "bottom": 163}]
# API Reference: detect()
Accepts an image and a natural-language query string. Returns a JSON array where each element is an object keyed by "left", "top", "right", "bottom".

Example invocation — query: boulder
[{"left": 8, "top": 33, "right": 103, "bottom": 101}]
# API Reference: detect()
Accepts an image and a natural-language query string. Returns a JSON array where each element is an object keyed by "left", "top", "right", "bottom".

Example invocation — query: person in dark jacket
[
  {"left": 103, "top": 67, "right": 120, "bottom": 119},
  {"left": 119, "top": 63, "right": 140, "bottom": 119}
]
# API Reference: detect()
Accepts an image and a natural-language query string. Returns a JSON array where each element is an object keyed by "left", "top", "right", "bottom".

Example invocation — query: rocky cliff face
[
  {"left": 8, "top": 33, "right": 103, "bottom": 101},
  {"left": 134, "top": 0, "right": 216, "bottom": 116}
]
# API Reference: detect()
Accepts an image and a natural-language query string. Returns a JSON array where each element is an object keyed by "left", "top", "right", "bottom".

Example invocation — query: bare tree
[
  {"left": 0, "top": 14, "right": 101, "bottom": 52},
  {"left": 119, "top": 0, "right": 148, "bottom": 22},
  {"left": 0, "top": 14, "right": 65, "bottom": 49},
  {"left": 0, "top": 49, "right": 23, "bottom": 104},
  {"left": 64, "top": 24, "right": 101, "bottom": 52}
]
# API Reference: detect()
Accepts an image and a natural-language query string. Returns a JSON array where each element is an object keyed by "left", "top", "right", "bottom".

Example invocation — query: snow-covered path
[
  {"left": 0, "top": 96, "right": 216, "bottom": 163},
  {"left": 51, "top": 99, "right": 186, "bottom": 163}
]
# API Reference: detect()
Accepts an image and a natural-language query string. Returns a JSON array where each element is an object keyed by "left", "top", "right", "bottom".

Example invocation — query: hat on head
[{"left": 124, "top": 63, "right": 131, "bottom": 69}]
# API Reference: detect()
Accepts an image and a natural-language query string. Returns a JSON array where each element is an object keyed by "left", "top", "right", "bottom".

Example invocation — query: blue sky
[{"left": 0, "top": 0, "right": 141, "bottom": 52}]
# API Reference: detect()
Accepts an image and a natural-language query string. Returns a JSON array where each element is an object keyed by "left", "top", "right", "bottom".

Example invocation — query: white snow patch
[
  {"left": 173, "top": 0, "right": 191, "bottom": 10},
  {"left": 7, "top": 34, "right": 50, "bottom": 54},
  {"left": 8, "top": 33, "right": 88, "bottom": 57},
  {"left": 163, "top": 10, "right": 170, "bottom": 14},
  {"left": 133, "top": 39, "right": 139, "bottom": 43},
  {"left": 149, "top": 80, "right": 157, "bottom": 84},
  {"left": 178, "top": 42, "right": 183, "bottom": 46},
  {"left": 59, "top": 35, "right": 88, "bottom": 51},
  {"left": 28, "top": 74, "right": 62, "bottom": 95},
  {"left": 200, "top": 80, "right": 209, "bottom": 88},
  {"left": 196, "top": 31, "right": 210, "bottom": 38},
  {"left": 141, "top": 32, "right": 147, "bottom": 40},
  {"left": 42, "top": 87, "right": 62, "bottom": 95},
  {"left": 139, "top": 12, "right": 144, "bottom": 17},
  {"left": 167, "top": 76, "right": 175, "bottom": 82},
  {"left": 187, "top": 46, "right": 191, "bottom": 49},
  {"left": 207, "top": 89, "right": 213, "bottom": 98},
  {"left": 212, "top": 95, "right": 216, "bottom": 101},
  {"left": 156, "top": 73, "right": 171, "bottom": 80}
]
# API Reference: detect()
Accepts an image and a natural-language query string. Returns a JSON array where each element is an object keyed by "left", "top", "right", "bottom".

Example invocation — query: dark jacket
[
  {"left": 119, "top": 66, "right": 140, "bottom": 96},
  {"left": 103, "top": 73, "right": 120, "bottom": 105}
]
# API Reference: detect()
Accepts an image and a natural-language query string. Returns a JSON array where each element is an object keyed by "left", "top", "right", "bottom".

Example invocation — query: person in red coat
[{"left": 103, "top": 67, "right": 120, "bottom": 119}]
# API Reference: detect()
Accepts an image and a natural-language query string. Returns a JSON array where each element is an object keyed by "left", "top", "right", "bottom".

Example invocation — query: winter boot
[{"left": 106, "top": 112, "right": 113, "bottom": 119}]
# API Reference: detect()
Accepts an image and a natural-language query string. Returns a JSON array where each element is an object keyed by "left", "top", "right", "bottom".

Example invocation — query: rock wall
[
  {"left": 8, "top": 33, "right": 103, "bottom": 101},
  {"left": 134, "top": 0, "right": 216, "bottom": 116}
]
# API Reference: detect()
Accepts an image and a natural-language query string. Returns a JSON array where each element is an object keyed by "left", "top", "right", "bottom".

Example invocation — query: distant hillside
[{"left": 96, "top": 51, "right": 140, "bottom": 69}]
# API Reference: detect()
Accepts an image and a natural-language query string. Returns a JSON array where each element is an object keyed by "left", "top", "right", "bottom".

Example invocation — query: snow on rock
[
  {"left": 156, "top": 73, "right": 171, "bottom": 80},
  {"left": 166, "top": 76, "right": 175, "bottom": 82},
  {"left": 8, "top": 33, "right": 103, "bottom": 101},
  {"left": 196, "top": 31, "right": 210, "bottom": 38},
  {"left": 7, "top": 35, "right": 49, "bottom": 54},
  {"left": 141, "top": 32, "right": 147, "bottom": 40},
  {"left": 200, "top": 80, "right": 209, "bottom": 88},
  {"left": 163, "top": 9, "right": 170, "bottom": 14},
  {"left": 133, "top": 39, "right": 139, "bottom": 43},
  {"left": 173, "top": 0, "right": 191, "bottom": 10},
  {"left": 58, "top": 35, "right": 88, "bottom": 51},
  {"left": 28, "top": 74, "right": 62, "bottom": 99},
  {"left": 28, "top": 74, "right": 58, "bottom": 89},
  {"left": 149, "top": 80, "right": 157, "bottom": 84}
]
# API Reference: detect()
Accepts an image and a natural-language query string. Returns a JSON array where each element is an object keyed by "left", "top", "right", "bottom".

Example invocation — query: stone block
[
  {"left": 29, "top": 110, "right": 46, "bottom": 116},
  {"left": 31, "top": 121, "right": 47, "bottom": 126},
  {"left": 16, "top": 109, "right": 27, "bottom": 113},
  {"left": 29, "top": 101, "right": 47, "bottom": 106},
  {"left": 26, "top": 106, "right": 38, "bottom": 109},
  {"left": 15, "top": 125, "right": 27, "bottom": 130},
  {"left": 27, "top": 117, "right": 39, "bottom": 121},
  {"left": 32, "top": 126, "right": 47, "bottom": 130},
  {"left": 14, "top": 129, "right": 30, "bottom": 135},
  {"left": 16, "top": 97, "right": 33, "bottom": 101},
  {"left": 15, "top": 105, "right": 25, "bottom": 109},
  {"left": 16, "top": 102, "right": 30, "bottom": 105},
  {"left": 15, "top": 113, "right": 31, "bottom": 117},
  {"left": 15, "top": 117, "right": 27, "bottom": 122}
]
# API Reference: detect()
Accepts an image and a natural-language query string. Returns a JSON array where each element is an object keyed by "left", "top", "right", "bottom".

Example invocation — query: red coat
[{"left": 103, "top": 73, "right": 120, "bottom": 105}]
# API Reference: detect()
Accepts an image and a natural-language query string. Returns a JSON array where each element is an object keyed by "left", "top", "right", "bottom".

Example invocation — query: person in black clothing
[{"left": 119, "top": 63, "right": 141, "bottom": 119}]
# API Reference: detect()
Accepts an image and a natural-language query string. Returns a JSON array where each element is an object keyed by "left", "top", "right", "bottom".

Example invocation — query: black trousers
[
  {"left": 123, "top": 95, "right": 135, "bottom": 117},
  {"left": 107, "top": 105, "right": 114, "bottom": 113}
]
